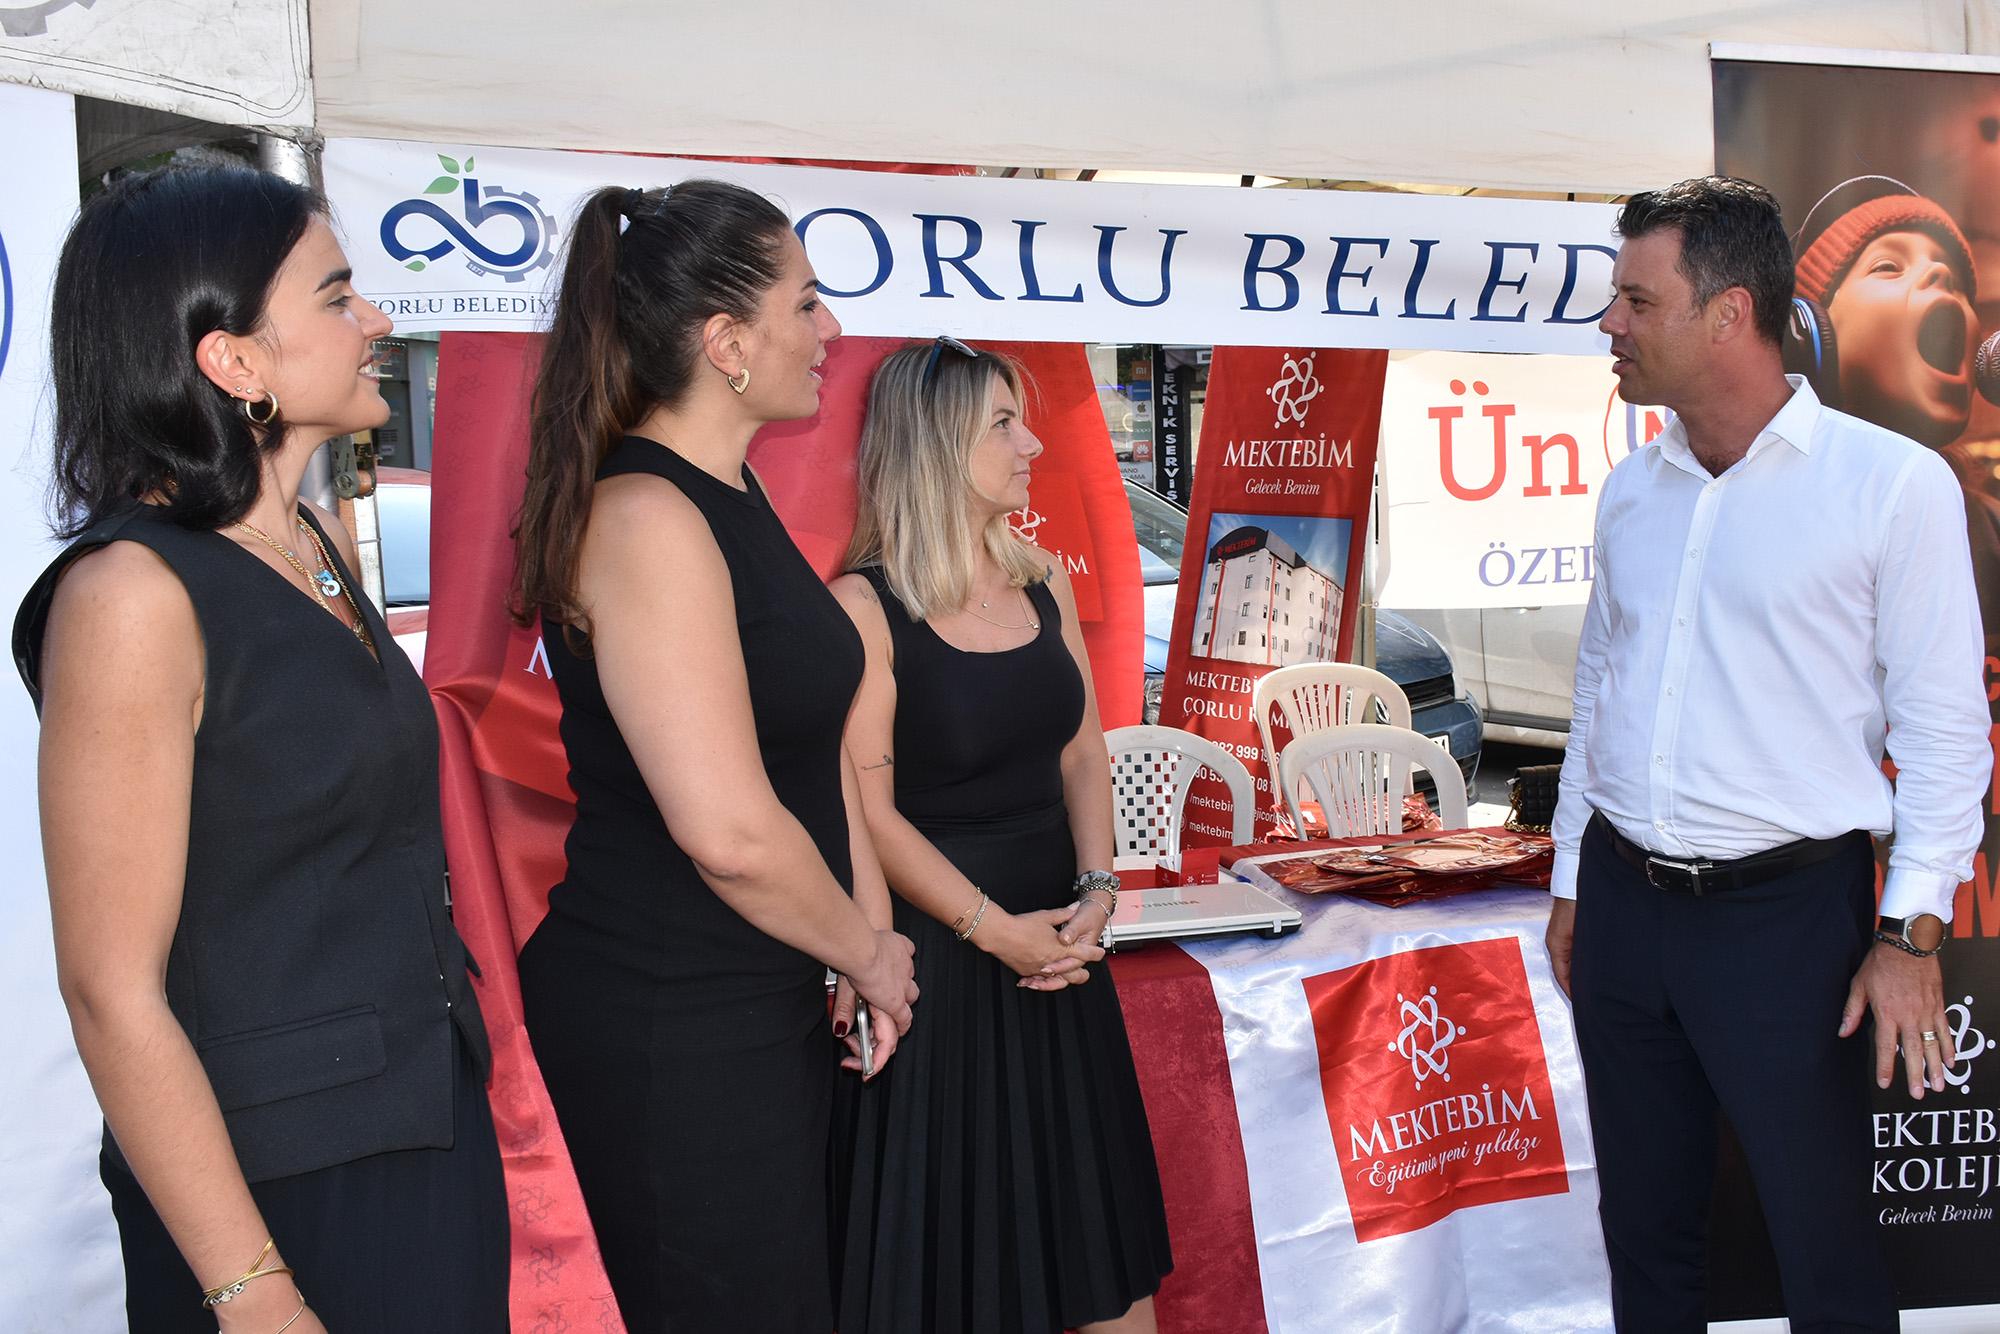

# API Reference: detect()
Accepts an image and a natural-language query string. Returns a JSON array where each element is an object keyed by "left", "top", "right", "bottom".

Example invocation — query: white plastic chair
[
  {"left": 1277, "top": 723, "right": 1469, "bottom": 839},
  {"left": 1253, "top": 664, "right": 1412, "bottom": 833},
  {"left": 1105, "top": 725, "right": 1256, "bottom": 871}
]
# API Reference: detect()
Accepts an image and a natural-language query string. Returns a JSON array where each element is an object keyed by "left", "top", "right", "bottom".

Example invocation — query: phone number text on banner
[{"left": 323, "top": 138, "right": 1620, "bottom": 354}]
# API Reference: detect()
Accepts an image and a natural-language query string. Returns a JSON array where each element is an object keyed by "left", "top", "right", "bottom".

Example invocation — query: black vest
[{"left": 14, "top": 505, "right": 490, "bottom": 1183}]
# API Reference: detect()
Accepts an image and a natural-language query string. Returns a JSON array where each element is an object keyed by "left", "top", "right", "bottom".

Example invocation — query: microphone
[{"left": 1977, "top": 331, "right": 2000, "bottom": 406}]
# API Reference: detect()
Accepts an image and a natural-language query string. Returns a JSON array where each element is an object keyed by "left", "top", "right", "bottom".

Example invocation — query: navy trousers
[{"left": 1571, "top": 814, "right": 1897, "bottom": 1333}]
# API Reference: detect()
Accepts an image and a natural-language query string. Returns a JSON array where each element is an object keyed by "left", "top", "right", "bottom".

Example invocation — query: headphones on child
[{"left": 1782, "top": 295, "right": 1843, "bottom": 411}]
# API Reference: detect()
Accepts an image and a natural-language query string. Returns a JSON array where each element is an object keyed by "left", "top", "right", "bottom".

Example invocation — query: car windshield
[{"left": 1125, "top": 483, "right": 1186, "bottom": 586}]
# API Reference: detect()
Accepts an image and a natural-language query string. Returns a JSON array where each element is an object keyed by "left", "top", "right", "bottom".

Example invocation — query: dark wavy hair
[
  {"left": 512, "top": 179, "right": 793, "bottom": 628},
  {"left": 47, "top": 164, "right": 325, "bottom": 537},
  {"left": 1616, "top": 176, "right": 1793, "bottom": 346}
]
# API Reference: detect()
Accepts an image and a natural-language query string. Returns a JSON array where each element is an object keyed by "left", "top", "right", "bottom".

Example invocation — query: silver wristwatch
[{"left": 1073, "top": 869, "right": 1119, "bottom": 914}]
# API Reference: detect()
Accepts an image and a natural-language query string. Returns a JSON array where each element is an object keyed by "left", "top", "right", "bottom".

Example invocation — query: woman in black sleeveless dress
[
  {"left": 831, "top": 341, "right": 1173, "bottom": 1333},
  {"left": 16, "top": 166, "right": 505, "bottom": 1332},
  {"left": 511, "top": 181, "right": 918, "bottom": 1332}
]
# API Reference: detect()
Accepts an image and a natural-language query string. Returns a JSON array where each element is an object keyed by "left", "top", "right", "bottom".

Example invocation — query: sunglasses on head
[{"left": 921, "top": 335, "right": 982, "bottom": 387}]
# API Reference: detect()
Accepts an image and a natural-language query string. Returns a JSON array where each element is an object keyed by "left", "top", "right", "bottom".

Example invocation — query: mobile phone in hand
[{"left": 853, "top": 997, "right": 875, "bottom": 1078}]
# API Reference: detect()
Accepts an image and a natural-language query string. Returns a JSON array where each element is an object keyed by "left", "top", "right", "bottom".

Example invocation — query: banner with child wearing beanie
[{"left": 1715, "top": 52, "right": 2000, "bottom": 1319}]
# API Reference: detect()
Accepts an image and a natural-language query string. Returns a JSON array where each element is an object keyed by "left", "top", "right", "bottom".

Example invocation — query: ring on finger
[{"left": 1922, "top": 1030, "right": 1939, "bottom": 1045}]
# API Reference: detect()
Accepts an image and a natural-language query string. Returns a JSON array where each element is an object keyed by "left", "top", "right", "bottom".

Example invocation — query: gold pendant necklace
[
  {"left": 960, "top": 586, "right": 1039, "bottom": 631},
  {"left": 234, "top": 515, "right": 375, "bottom": 649}
]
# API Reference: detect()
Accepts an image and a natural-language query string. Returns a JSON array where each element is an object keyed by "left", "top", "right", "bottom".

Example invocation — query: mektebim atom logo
[
  {"left": 379, "top": 153, "right": 557, "bottom": 284},
  {"left": 1391, "top": 985, "right": 1466, "bottom": 1090},
  {"left": 1942, "top": 994, "right": 1995, "bottom": 1096},
  {"left": 1267, "top": 351, "right": 1322, "bottom": 429}
]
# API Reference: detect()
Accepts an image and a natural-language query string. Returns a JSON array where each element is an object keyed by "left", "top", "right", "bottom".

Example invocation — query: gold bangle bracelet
[{"left": 202, "top": 1238, "right": 295, "bottom": 1309}]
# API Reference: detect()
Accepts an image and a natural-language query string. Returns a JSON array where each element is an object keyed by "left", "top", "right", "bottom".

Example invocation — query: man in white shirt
[{"left": 1546, "top": 176, "right": 1989, "bottom": 1332}]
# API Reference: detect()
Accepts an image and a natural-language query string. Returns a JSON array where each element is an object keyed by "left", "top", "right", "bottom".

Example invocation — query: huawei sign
[{"left": 1304, "top": 938, "right": 1569, "bottom": 1242}]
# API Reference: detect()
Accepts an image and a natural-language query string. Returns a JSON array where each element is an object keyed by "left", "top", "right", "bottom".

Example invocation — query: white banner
[
  {"left": 0, "top": 83, "right": 120, "bottom": 1331},
  {"left": 1185, "top": 881, "right": 1611, "bottom": 1333},
  {"left": 0, "top": 0, "right": 309, "bottom": 128},
  {"left": 323, "top": 138, "right": 1620, "bottom": 354},
  {"left": 1378, "top": 350, "right": 1667, "bottom": 609}
]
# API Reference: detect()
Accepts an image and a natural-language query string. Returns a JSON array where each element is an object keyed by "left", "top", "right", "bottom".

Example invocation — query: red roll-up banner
[
  {"left": 1157, "top": 347, "right": 1388, "bottom": 846},
  {"left": 428, "top": 332, "right": 1139, "bottom": 1330}
]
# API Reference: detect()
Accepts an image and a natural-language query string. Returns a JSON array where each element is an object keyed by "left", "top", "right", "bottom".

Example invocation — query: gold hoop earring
[
  {"left": 726, "top": 367, "right": 751, "bottom": 395},
  {"left": 242, "top": 391, "right": 280, "bottom": 426}
]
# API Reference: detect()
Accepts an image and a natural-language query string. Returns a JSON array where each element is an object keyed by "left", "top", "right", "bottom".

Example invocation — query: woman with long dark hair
[
  {"left": 511, "top": 180, "right": 919, "bottom": 1331},
  {"left": 15, "top": 165, "right": 507, "bottom": 1332},
  {"left": 831, "top": 340, "right": 1173, "bottom": 1333}
]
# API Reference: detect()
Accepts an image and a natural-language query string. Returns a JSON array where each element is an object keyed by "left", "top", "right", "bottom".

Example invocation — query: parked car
[
  {"left": 374, "top": 465, "right": 433, "bottom": 671},
  {"left": 1125, "top": 480, "right": 1482, "bottom": 790},
  {"left": 1392, "top": 605, "right": 1582, "bottom": 748}
]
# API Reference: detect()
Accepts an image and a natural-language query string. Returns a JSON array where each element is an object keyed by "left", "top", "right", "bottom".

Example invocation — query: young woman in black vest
[
  {"left": 511, "top": 180, "right": 919, "bottom": 1332},
  {"left": 16, "top": 166, "right": 506, "bottom": 1331},
  {"left": 830, "top": 341, "right": 1173, "bottom": 1333}
]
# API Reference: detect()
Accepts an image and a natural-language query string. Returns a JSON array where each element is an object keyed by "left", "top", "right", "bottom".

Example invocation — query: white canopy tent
[
  {"left": 310, "top": 0, "right": 2000, "bottom": 195},
  {"left": 7, "top": 4, "right": 2000, "bottom": 1329}
]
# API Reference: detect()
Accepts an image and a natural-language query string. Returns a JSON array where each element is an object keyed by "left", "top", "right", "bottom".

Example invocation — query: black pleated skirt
[
  {"left": 103, "top": 1034, "right": 508, "bottom": 1332},
  {"left": 832, "top": 805, "right": 1173, "bottom": 1334}
]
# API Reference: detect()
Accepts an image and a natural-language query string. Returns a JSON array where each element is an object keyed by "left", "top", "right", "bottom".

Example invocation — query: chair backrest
[
  {"left": 1277, "top": 723, "right": 1469, "bottom": 839},
  {"left": 1104, "top": 725, "right": 1256, "bottom": 870},
  {"left": 1253, "top": 664, "right": 1413, "bottom": 832}
]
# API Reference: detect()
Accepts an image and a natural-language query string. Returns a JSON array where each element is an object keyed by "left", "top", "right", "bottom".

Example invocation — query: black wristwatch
[{"left": 1874, "top": 914, "right": 1946, "bottom": 958}]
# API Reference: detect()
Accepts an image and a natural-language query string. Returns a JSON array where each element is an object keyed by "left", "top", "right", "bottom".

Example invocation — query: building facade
[{"left": 1190, "top": 525, "right": 1341, "bottom": 666}]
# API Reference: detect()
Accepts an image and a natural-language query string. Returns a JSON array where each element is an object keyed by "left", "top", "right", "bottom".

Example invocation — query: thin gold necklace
[
  {"left": 234, "top": 515, "right": 375, "bottom": 649},
  {"left": 960, "top": 585, "right": 1039, "bottom": 631}
]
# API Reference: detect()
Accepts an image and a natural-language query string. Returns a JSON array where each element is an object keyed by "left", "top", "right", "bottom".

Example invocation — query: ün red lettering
[
  {"left": 1432, "top": 379, "right": 1508, "bottom": 502},
  {"left": 1521, "top": 432, "right": 1588, "bottom": 497}
]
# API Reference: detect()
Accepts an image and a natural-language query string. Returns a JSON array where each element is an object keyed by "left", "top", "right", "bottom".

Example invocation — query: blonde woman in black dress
[{"left": 832, "top": 339, "right": 1173, "bottom": 1333}]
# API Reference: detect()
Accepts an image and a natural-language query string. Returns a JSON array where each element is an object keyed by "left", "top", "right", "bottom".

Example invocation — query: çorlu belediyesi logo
[
  {"left": 379, "top": 153, "right": 558, "bottom": 284},
  {"left": 0, "top": 221, "right": 13, "bottom": 381}
]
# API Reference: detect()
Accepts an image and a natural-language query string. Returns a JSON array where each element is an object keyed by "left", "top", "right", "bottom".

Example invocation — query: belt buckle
[{"left": 1646, "top": 855, "right": 1716, "bottom": 895}]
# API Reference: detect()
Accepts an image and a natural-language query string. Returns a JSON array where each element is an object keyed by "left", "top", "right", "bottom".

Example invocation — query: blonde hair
[{"left": 846, "top": 341, "right": 1046, "bottom": 622}]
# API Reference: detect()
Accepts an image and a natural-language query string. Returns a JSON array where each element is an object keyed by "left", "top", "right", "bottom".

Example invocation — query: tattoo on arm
[{"left": 861, "top": 754, "right": 894, "bottom": 770}]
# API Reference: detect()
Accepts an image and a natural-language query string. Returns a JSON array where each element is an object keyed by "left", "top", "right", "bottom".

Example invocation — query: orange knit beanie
[{"left": 1794, "top": 193, "right": 1976, "bottom": 306}]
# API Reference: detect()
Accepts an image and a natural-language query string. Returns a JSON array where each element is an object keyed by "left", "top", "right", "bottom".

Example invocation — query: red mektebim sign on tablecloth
[
  {"left": 1305, "top": 936, "right": 1569, "bottom": 1242},
  {"left": 1158, "top": 347, "right": 1388, "bottom": 843}
]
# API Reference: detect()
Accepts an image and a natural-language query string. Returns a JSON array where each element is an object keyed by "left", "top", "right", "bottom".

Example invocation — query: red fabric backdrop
[{"left": 427, "top": 332, "right": 1140, "bottom": 1330}]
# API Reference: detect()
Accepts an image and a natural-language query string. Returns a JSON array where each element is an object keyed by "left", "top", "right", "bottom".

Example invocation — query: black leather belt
[{"left": 1592, "top": 813, "right": 1862, "bottom": 896}]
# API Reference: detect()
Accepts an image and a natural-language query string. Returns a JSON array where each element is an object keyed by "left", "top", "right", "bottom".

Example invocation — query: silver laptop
[{"left": 1100, "top": 879, "right": 1303, "bottom": 950}]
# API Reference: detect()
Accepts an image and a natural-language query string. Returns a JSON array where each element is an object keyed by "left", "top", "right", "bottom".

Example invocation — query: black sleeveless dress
[
  {"left": 832, "top": 567, "right": 1173, "bottom": 1334},
  {"left": 13, "top": 504, "right": 506, "bottom": 1333},
  {"left": 518, "top": 438, "right": 864, "bottom": 1332}
]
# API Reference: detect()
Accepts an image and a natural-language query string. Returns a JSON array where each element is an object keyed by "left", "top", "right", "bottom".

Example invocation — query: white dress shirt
[{"left": 1550, "top": 377, "right": 1989, "bottom": 923}]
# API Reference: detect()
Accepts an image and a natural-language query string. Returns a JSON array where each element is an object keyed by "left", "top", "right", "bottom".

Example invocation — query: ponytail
[
  {"left": 512, "top": 180, "right": 792, "bottom": 629},
  {"left": 514, "top": 188, "right": 636, "bottom": 627}
]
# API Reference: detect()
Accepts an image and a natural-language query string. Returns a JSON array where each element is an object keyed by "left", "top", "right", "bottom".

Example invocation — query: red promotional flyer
[{"left": 1158, "top": 347, "right": 1388, "bottom": 844}]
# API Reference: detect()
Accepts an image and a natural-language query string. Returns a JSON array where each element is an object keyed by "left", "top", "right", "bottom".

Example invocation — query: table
[{"left": 1108, "top": 834, "right": 1611, "bottom": 1334}]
